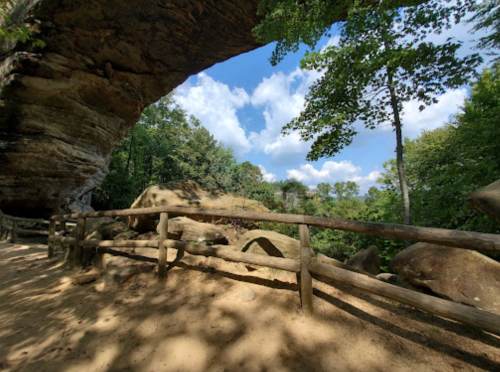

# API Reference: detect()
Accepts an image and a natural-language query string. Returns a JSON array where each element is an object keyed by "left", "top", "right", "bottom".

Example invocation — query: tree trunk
[{"left": 387, "top": 72, "right": 411, "bottom": 232}]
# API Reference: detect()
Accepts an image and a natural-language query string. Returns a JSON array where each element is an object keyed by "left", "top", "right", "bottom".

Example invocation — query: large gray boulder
[
  {"left": 347, "top": 245, "right": 381, "bottom": 275},
  {"left": 391, "top": 243, "right": 500, "bottom": 314},
  {"left": 156, "top": 216, "right": 228, "bottom": 244},
  {"left": 468, "top": 179, "right": 500, "bottom": 226}
]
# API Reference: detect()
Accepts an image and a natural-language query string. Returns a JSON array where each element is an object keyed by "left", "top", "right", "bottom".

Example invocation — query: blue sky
[{"left": 174, "top": 8, "right": 493, "bottom": 194}]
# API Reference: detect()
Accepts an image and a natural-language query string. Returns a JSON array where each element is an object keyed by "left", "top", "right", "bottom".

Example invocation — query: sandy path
[{"left": 1, "top": 240, "right": 500, "bottom": 372}]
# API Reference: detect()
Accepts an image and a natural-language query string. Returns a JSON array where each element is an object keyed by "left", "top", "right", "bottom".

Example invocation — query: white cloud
[
  {"left": 249, "top": 68, "right": 322, "bottom": 164},
  {"left": 286, "top": 161, "right": 381, "bottom": 194},
  {"left": 175, "top": 73, "right": 252, "bottom": 157},
  {"left": 400, "top": 88, "right": 467, "bottom": 138},
  {"left": 320, "top": 36, "right": 341, "bottom": 53},
  {"left": 258, "top": 165, "right": 276, "bottom": 182}
]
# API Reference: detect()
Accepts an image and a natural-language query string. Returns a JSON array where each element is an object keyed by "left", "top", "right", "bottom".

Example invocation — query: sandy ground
[{"left": 1, "top": 239, "right": 500, "bottom": 372}]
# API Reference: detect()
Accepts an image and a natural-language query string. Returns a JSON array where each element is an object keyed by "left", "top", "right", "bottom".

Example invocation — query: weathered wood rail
[
  {"left": 48, "top": 206, "right": 500, "bottom": 336},
  {"left": 0, "top": 211, "right": 73, "bottom": 243}
]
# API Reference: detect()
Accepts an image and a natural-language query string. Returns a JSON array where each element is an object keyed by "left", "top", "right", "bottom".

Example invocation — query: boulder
[
  {"left": 128, "top": 180, "right": 269, "bottom": 232},
  {"left": 376, "top": 273, "right": 398, "bottom": 285},
  {"left": 391, "top": 243, "right": 500, "bottom": 314},
  {"left": 236, "top": 230, "right": 313, "bottom": 260},
  {"left": 156, "top": 216, "right": 228, "bottom": 244},
  {"left": 316, "top": 253, "right": 376, "bottom": 278},
  {"left": 113, "top": 231, "right": 139, "bottom": 241},
  {"left": 73, "top": 217, "right": 127, "bottom": 240},
  {"left": 99, "top": 221, "right": 129, "bottom": 240},
  {"left": 330, "top": 251, "right": 349, "bottom": 263},
  {"left": 468, "top": 179, "right": 500, "bottom": 225},
  {"left": 347, "top": 245, "right": 381, "bottom": 275},
  {"left": 136, "top": 232, "right": 160, "bottom": 241}
]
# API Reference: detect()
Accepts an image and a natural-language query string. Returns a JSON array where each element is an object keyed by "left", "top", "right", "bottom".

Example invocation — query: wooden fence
[
  {"left": 45, "top": 206, "right": 500, "bottom": 336},
  {"left": 0, "top": 211, "right": 74, "bottom": 243}
]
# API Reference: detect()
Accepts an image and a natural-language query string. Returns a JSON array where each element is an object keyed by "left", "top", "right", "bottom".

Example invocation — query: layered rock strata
[
  {"left": 0, "top": 0, "right": 415, "bottom": 217},
  {"left": 0, "top": 0, "right": 262, "bottom": 216}
]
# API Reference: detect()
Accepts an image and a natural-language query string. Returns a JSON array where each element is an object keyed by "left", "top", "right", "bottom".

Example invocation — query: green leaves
[
  {"left": 388, "top": 66, "right": 500, "bottom": 233},
  {"left": 469, "top": 0, "right": 500, "bottom": 61},
  {"left": 0, "top": 0, "right": 46, "bottom": 47},
  {"left": 94, "top": 95, "right": 276, "bottom": 210},
  {"left": 277, "top": 1, "right": 481, "bottom": 169}
]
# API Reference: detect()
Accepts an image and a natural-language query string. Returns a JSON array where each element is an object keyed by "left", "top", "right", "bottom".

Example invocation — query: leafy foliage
[
  {"left": 0, "top": 0, "right": 45, "bottom": 47},
  {"left": 469, "top": 0, "right": 500, "bottom": 61},
  {"left": 253, "top": 0, "right": 425, "bottom": 65},
  {"left": 403, "top": 66, "right": 500, "bottom": 232},
  {"left": 93, "top": 95, "right": 267, "bottom": 210},
  {"left": 282, "top": 2, "right": 481, "bottom": 161}
]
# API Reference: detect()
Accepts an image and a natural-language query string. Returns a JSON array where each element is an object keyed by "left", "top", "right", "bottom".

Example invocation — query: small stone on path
[{"left": 241, "top": 286, "right": 256, "bottom": 302}]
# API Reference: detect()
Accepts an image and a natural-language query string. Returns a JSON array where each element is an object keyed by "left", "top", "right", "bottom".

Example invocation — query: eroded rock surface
[
  {"left": 346, "top": 245, "right": 381, "bottom": 275},
  {"left": 128, "top": 180, "right": 269, "bottom": 232},
  {"left": 0, "top": 0, "right": 413, "bottom": 217},
  {"left": 0, "top": 0, "right": 263, "bottom": 217},
  {"left": 237, "top": 229, "right": 313, "bottom": 260},
  {"left": 156, "top": 216, "right": 228, "bottom": 244},
  {"left": 468, "top": 179, "right": 500, "bottom": 226},
  {"left": 391, "top": 242, "right": 500, "bottom": 314}
]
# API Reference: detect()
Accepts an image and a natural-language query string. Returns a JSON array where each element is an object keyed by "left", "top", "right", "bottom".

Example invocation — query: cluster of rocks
[{"left": 72, "top": 179, "right": 500, "bottom": 316}]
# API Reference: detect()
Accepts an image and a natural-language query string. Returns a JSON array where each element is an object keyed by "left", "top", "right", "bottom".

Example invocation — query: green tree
[
  {"left": 403, "top": 66, "right": 500, "bottom": 232},
  {"left": 316, "top": 182, "right": 333, "bottom": 201},
  {"left": 230, "top": 161, "right": 274, "bottom": 200},
  {"left": 253, "top": 0, "right": 424, "bottom": 65},
  {"left": 280, "top": 1, "right": 481, "bottom": 227},
  {"left": 93, "top": 95, "right": 241, "bottom": 209},
  {"left": 280, "top": 178, "right": 308, "bottom": 208},
  {"left": 333, "top": 181, "right": 359, "bottom": 201}
]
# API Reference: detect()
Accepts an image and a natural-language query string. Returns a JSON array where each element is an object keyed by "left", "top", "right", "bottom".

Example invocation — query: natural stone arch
[{"left": 0, "top": 0, "right": 417, "bottom": 216}]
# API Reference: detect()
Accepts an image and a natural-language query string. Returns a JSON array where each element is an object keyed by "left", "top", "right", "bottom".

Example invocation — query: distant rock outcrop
[
  {"left": 128, "top": 180, "right": 269, "bottom": 232},
  {"left": 468, "top": 179, "right": 500, "bottom": 226},
  {"left": 391, "top": 242, "right": 500, "bottom": 314}
]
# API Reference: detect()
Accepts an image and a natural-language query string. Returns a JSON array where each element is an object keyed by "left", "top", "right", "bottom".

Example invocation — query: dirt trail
[{"left": 1, "top": 240, "right": 500, "bottom": 372}]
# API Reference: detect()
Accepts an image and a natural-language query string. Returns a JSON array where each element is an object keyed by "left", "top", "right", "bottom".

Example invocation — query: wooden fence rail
[
  {"left": 54, "top": 206, "right": 500, "bottom": 253},
  {"left": 46, "top": 205, "right": 500, "bottom": 336},
  {"left": 0, "top": 211, "right": 69, "bottom": 244}
]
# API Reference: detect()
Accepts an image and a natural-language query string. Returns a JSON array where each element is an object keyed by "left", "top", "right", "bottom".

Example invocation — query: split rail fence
[
  {"left": 44, "top": 206, "right": 500, "bottom": 336},
  {"left": 0, "top": 211, "right": 74, "bottom": 243}
]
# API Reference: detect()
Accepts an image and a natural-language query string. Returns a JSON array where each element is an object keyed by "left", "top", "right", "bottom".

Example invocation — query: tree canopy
[{"left": 274, "top": 1, "right": 481, "bottom": 228}]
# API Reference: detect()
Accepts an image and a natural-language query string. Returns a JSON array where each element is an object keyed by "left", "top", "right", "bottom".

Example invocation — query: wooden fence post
[
  {"left": 12, "top": 220, "right": 18, "bottom": 244},
  {"left": 48, "top": 220, "right": 56, "bottom": 258},
  {"left": 0, "top": 214, "right": 5, "bottom": 240},
  {"left": 74, "top": 218, "right": 86, "bottom": 266},
  {"left": 300, "top": 224, "right": 313, "bottom": 316},
  {"left": 59, "top": 220, "right": 66, "bottom": 233},
  {"left": 158, "top": 213, "right": 168, "bottom": 281}
]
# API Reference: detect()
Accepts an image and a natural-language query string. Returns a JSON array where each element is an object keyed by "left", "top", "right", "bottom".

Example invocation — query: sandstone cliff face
[
  {"left": 0, "top": 0, "right": 262, "bottom": 216},
  {"left": 0, "top": 0, "right": 414, "bottom": 217}
]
